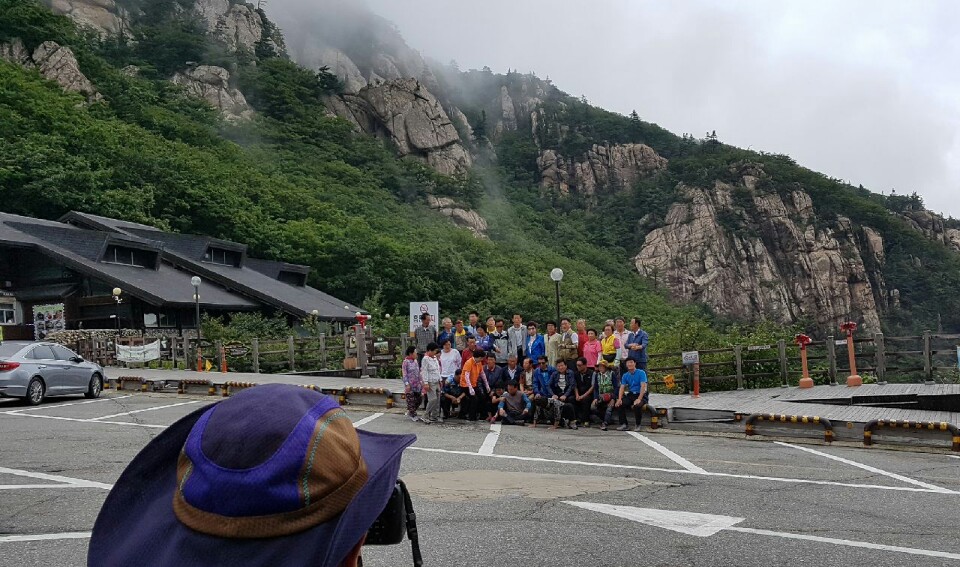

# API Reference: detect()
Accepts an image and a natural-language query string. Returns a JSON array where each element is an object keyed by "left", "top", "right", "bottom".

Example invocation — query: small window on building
[
  {"left": 103, "top": 245, "right": 154, "bottom": 268},
  {"left": 0, "top": 303, "right": 15, "bottom": 324},
  {"left": 203, "top": 247, "right": 242, "bottom": 267},
  {"left": 278, "top": 270, "right": 307, "bottom": 287},
  {"left": 144, "top": 311, "right": 176, "bottom": 328}
]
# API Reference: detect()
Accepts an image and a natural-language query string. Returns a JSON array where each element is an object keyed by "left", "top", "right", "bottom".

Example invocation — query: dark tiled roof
[
  {"left": 0, "top": 212, "right": 257, "bottom": 309},
  {"left": 57, "top": 211, "right": 362, "bottom": 320},
  {"left": 245, "top": 257, "right": 310, "bottom": 280}
]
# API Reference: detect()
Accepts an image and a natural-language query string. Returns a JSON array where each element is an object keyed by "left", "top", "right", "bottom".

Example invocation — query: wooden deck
[{"left": 650, "top": 383, "right": 960, "bottom": 425}]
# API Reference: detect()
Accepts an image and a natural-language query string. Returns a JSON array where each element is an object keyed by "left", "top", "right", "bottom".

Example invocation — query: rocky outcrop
[
  {"left": 43, "top": 0, "right": 131, "bottom": 37},
  {"left": 192, "top": 0, "right": 263, "bottom": 54},
  {"left": 300, "top": 46, "right": 367, "bottom": 93},
  {"left": 1, "top": 39, "right": 102, "bottom": 102},
  {"left": 635, "top": 167, "right": 884, "bottom": 332},
  {"left": 900, "top": 209, "right": 960, "bottom": 253},
  {"left": 538, "top": 143, "right": 667, "bottom": 196},
  {"left": 171, "top": 65, "right": 253, "bottom": 122},
  {"left": 331, "top": 79, "right": 471, "bottom": 175},
  {"left": 428, "top": 197, "right": 487, "bottom": 237}
]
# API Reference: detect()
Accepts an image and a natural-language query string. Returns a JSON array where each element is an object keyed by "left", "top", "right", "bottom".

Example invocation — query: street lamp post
[
  {"left": 550, "top": 268, "right": 564, "bottom": 324},
  {"left": 192, "top": 276, "right": 202, "bottom": 372},
  {"left": 112, "top": 287, "right": 122, "bottom": 331}
]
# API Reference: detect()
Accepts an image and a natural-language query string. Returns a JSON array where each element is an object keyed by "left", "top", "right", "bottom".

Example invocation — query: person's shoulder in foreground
[{"left": 87, "top": 383, "right": 417, "bottom": 567}]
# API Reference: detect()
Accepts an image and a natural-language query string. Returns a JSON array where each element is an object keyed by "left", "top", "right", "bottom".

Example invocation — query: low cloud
[{"left": 267, "top": 0, "right": 960, "bottom": 217}]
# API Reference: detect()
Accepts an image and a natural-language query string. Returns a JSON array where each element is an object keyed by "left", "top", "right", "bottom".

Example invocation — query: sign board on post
[
  {"left": 681, "top": 351, "right": 700, "bottom": 365},
  {"left": 409, "top": 302, "right": 439, "bottom": 333},
  {"left": 33, "top": 303, "right": 65, "bottom": 340}
]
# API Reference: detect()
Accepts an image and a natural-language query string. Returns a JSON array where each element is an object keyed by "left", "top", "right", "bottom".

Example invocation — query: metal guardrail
[
  {"left": 864, "top": 419, "right": 960, "bottom": 451},
  {"left": 745, "top": 413, "right": 834, "bottom": 442}
]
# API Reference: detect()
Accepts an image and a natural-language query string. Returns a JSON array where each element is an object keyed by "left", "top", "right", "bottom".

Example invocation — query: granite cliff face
[
  {"left": 900, "top": 209, "right": 960, "bottom": 253},
  {"left": 329, "top": 79, "right": 472, "bottom": 176},
  {"left": 43, "top": 0, "right": 131, "bottom": 36},
  {"left": 634, "top": 165, "right": 886, "bottom": 331},
  {"left": 171, "top": 65, "right": 253, "bottom": 122},
  {"left": 1, "top": 39, "right": 102, "bottom": 102},
  {"left": 538, "top": 143, "right": 667, "bottom": 197},
  {"left": 43, "top": 0, "right": 284, "bottom": 55}
]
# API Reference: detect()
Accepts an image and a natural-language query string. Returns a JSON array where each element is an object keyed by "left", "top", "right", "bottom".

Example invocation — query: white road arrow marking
[
  {"left": 564, "top": 501, "right": 960, "bottom": 561},
  {"left": 565, "top": 501, "right": 743, "bottom": 536}
]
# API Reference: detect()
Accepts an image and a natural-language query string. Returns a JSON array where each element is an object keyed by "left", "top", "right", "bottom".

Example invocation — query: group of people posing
[{"left": 401, "top": 312, "right": 651, "bottom": 431}]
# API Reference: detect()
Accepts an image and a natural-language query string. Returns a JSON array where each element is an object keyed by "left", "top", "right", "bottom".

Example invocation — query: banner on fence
[
  {"left": 747, "top": 345, "right": 771, "bottom": 352},
  {"left": 681, "top": 351, "right": 700, "bottom": 365},
  {"left": 409, "top": 302, "right": 439, "bottom": 333},
  {"left": 117, "top": 340, "right": 161, "bottom": 363},
  {"left": 835, "top": 340, "right": 847, "bottom": 346}
]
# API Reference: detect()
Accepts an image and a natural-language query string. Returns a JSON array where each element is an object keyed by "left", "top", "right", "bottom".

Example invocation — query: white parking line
[
  {"left": 0, "top": 532, "right": 91, "bottom": 543},
  {"left": 627, "top": 431, "right": 706, "bottom": 473},
  {"left": 478, "top": 423, "right": 502, "bottom": 456},
  {"left": 352, "top": 413, "right": 384, "bottom": 427},
  {"left": 89, "top": 400, "right": 202, "bottom": 421},
  {"left": 0, "top": 467, "right": 112, "bottom": 490},
  {"left": 1, "top": 395, "right": 133, "bottom": 414},
  {"left": 408, "top": 447, "right": 957, "bottom": 494},
  {"left": 775, "top": 442, "right": 952, "bottom": 493},
  {"left": 2, "top": 411, "right": 167, "bottom": 428}
]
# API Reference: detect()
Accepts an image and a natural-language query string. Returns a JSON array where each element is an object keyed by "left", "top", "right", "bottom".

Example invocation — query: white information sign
[
  {"left": 409, "top": 302, "right": 439, "bottom": 333},
  {"left": 681, "top": 351, "right": 700, "bottom": 365}
]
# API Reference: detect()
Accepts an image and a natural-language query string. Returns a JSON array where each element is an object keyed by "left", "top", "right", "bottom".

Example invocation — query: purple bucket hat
[{"left": 88, "top": 384, "right": 415, "bottom": 567}]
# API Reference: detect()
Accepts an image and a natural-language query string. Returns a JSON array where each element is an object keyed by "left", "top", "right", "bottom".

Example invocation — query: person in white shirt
[
  {"left": 420, "top": 342, "right": 443, "bottom": 423},
  {"left": 613, "top": 317, "right": 632, "bottom": 373},
  {"left": 438, "top": 339, "right": 462, "bottom": 387},
  {"left": 506, "top": 313, "right": 526, "bottom": 362}
]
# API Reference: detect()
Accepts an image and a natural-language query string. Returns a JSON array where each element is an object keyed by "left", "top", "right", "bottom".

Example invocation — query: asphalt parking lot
[{"left": 2, "top": 392, "right": 960, "bottom": 567}]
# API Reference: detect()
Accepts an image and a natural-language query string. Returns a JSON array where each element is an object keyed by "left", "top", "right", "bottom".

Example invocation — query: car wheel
[
  {"left": 85, "top": 374, "right": 103, "bottom": 399},
  {"left": 25, "top": 378, "right": 45, "bottom": 406}
]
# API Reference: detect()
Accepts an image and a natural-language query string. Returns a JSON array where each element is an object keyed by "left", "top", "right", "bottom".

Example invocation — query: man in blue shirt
[
  {"left": 624, "top": 317, "right": 650, "bottom": 370},
  {"left": 616, "top": 357, "right": 648, "bottom": 431}
]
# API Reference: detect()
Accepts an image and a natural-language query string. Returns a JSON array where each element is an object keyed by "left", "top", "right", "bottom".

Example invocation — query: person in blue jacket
[
  {"left": 531, "top": 357, "right": 575, "bottom": 429},
  {"left": 524, "top": 321, "right": 545, "bottom": 363},
  {"left": 624, "top": 317, "right": 649, "bottom": 370}
]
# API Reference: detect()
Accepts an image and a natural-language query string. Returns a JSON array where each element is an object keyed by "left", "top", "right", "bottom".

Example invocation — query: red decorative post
[
  {"left": 795, "top": 334, "right": 813, "bottom": 388},
  {"left": 840, "top": 321, "right": 861, "bottom": 387}
]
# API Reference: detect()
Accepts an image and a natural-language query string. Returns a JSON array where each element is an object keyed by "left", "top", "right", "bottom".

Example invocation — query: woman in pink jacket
[{"left": 581, "top": 328, "right": 602, "bottom": 369}]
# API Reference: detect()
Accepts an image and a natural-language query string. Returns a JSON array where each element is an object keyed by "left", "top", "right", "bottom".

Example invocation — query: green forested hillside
[
  {"left": 432, "top": 66, "right": 960, "bottom": 335},
  {"left": 3, "top": 0, "right": 956, "bottom": 355},
  {"left": 0, "top": 0, "right": 764, "bottom": 350}
]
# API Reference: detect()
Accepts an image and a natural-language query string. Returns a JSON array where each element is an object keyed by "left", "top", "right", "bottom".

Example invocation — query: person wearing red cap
[{"left": 87, "top": 384, "right": 419, "bottom": 566}]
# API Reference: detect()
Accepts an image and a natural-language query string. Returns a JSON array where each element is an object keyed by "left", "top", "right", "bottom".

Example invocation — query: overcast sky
[{"left": 356, "top": 0, "right": 960, "bottom": 218}]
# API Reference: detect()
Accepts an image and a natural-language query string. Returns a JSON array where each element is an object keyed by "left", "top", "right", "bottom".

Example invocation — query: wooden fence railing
[{"left": 72, "top": 330, "right": 959, "bottom": 387}]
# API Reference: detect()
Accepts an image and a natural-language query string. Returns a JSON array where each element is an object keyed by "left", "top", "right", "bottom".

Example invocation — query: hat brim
[{"left": 88, "top": 403, "right": 415, "bottom": 567}]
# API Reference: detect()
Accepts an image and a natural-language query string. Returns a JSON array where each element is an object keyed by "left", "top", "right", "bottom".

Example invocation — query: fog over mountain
[{"left": 269, "top": 0, "right": 960, "bottom": 218}]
